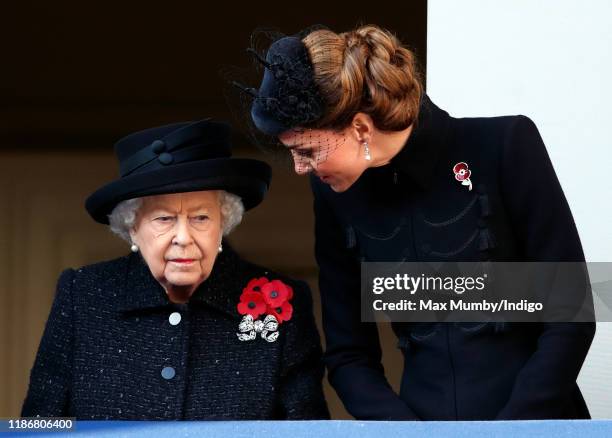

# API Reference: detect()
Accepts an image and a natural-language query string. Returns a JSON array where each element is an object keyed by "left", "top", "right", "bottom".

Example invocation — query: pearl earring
[
  {"left": 130, "top": 243, "right": 139, "bottom": 253},
  {"left": 363, "top": 141, "right": 372, "bottom": 161},
  {"left": 218, "top": 244, "right": 223, "bottom": 253}
]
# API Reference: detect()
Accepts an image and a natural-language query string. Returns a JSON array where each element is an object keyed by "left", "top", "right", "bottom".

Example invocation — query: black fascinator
[{"left": 222, "top": 26, "right": 328, "bottom": 154}]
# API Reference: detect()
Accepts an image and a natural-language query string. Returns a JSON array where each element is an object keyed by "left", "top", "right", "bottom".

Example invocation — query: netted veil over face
[{"left": 221, "top": 26, "right": 347, "bottom": 171}]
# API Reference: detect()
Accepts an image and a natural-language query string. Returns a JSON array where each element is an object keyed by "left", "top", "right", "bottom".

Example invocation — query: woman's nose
[
  {"left": 293, "top": 159, "right": 313, "bottom": 175},
  {"left": 173, "top": 217, "right": 194, "bottom": 245}
]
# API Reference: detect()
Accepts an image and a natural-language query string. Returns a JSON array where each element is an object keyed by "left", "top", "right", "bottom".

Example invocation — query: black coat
[
  {"left": 22, "top": 246, "right": 329, "bottom": 420},
  {"left": 311, "top": 96, "right": 595, "bottom": 420}
]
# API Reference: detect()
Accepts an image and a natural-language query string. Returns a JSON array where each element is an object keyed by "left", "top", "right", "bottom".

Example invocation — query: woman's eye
[
  {"left": 155, "top": 216, "right": 174, "bottom": 222},
  {"left": 192, "top": 215, "right": 209, "bottom": 222}
]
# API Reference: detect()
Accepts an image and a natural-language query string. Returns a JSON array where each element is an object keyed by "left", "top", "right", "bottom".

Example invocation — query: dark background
[{"left": 1, "top": 2, "right": 427, "bottom": 149}]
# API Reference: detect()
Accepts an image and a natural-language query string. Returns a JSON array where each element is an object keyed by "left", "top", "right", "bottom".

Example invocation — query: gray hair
[{"left": 108, "top": 190, "right": 245, "bottom": 243}]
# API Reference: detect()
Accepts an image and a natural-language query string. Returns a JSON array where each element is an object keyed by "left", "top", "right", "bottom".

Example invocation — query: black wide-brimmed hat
[{"left": 85, "top": 119, "right": 272, "bottom": 224}]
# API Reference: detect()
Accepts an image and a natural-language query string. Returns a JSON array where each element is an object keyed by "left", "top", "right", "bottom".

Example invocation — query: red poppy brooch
[
  {"left": 236, "top": 277, "right": 294, "bottom": 343},
  {"left": 453, "top": 162, "right": 473, "bottom": 191}
]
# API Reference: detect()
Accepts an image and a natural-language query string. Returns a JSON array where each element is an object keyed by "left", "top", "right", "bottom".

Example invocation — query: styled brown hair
[{"left": 302, "top": 24, "right": 423, "bottom": 132}]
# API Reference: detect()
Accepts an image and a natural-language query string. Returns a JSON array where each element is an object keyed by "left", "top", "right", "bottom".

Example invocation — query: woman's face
[
  {"left": 129, "top": 190, "right": 222, "bottom": 303},
  {"left": 278, "top": 127, "right": 368, "bottom": 192}
]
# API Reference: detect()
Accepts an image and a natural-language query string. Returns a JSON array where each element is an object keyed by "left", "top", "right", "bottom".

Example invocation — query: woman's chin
[
  {"left": 329, "top": 179, "right": 352, "bottom": 193},
  {"left": 166, "top": 273, "right": 202, "bottom": 287},
  {"left": 163, "top": 273, "right": 206, "bottom": 300},
  {"left": 164, "top": 282, "right": 197, "bottom": 303}
]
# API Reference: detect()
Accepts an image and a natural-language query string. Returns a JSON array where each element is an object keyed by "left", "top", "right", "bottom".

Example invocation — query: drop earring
[
  {"left": 130, "top": 243, "right": 139, "bottom": 253},
  {"left": 363, "top": 141, "right": 372, "bottom": 161},
  {"left": 218, "top": 243, "right": 223, "bottom": 253}
]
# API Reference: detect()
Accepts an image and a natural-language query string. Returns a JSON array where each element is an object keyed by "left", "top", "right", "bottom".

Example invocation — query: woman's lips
[{"left": 170, "top": 259, "right": 196, "bottom": 264}]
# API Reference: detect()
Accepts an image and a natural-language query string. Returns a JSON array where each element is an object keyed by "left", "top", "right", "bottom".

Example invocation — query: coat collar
[
  {"left": 390, "top": 94, "right": 453, "bottom": 190},
  {"left": 117, "top": 244, "right": 251, "bottom": 320}
]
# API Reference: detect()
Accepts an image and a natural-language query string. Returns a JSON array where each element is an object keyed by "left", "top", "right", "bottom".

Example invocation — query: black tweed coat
[{"left": 22, "top": 246, "right": 329, "bottom": 420}]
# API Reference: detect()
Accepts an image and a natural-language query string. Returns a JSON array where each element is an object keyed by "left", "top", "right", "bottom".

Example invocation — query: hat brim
[{"left": 85, "top": 158, "right": 271, "bottom": 224}]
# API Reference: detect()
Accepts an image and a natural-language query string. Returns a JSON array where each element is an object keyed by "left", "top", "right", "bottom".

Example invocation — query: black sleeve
[
  {"left": 277, "top": 280, "right": 330, "bottom": 419},
  {"left": 311, "top": 177, "right": 419, "bottom": 420},
  {"left": 495, "top": 116, "right": 595, "bottom": 419},
  {"left": 22, "top": 269, "right": 75, "bottom": 417}
]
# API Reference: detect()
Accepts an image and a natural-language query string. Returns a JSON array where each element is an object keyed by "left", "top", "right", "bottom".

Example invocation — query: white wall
[{"left": 427, "top": 0, "right": 612, "bottom": 418}]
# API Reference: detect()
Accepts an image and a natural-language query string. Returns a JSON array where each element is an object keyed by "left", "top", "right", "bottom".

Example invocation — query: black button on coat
[
  {"left": 311, "top": 95, "right": 595, "bottom": 420},
  {"left": 22, "top": 246, "right": 330, "bottom": 420}
]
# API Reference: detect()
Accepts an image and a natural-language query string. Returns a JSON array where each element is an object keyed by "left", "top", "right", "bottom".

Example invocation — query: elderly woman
[{"left": 21, "top": 119, "right": 329, "bottom": 420}]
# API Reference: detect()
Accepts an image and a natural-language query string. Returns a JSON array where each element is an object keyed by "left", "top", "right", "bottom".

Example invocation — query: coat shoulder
[
  {"left": 70, "top": 254, "right": 131, "bottom": 277},
  {"left": 450, "top": 114, "right": 542, "bottom": 181},
  {"left": 454, "top": 113, "right": 531, "bottom": 129},
  {"left": 62, "top": 255, "right": 131, "bottom": 305},
  {"left": 67, "top": 254, "right": 130, "bottom": 285},
  {"left": 453, "top": 114, "right": 538, "bottom": 150}
]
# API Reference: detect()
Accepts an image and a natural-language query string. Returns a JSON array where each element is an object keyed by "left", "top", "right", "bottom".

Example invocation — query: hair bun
[{"left": 303, "top": 24, "right": 423, "bottom": 131}]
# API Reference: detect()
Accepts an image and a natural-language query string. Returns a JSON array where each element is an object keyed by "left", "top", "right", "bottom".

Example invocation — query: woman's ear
[{"left": 350, "top": 112, "right": 375, "bottom": 142}]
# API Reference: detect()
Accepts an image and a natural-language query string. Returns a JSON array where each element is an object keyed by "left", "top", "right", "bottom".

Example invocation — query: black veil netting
[{"left": 220, "top": 25, "right": 332, "bottom": 168}]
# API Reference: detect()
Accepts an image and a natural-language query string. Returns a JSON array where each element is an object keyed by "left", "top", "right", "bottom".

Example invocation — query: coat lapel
[
  {"left": 118, "top": 252, "right": 169, "bottom": 312},
  {"left": 189, "top": 245, "right": 252, "bottom": 321}
]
